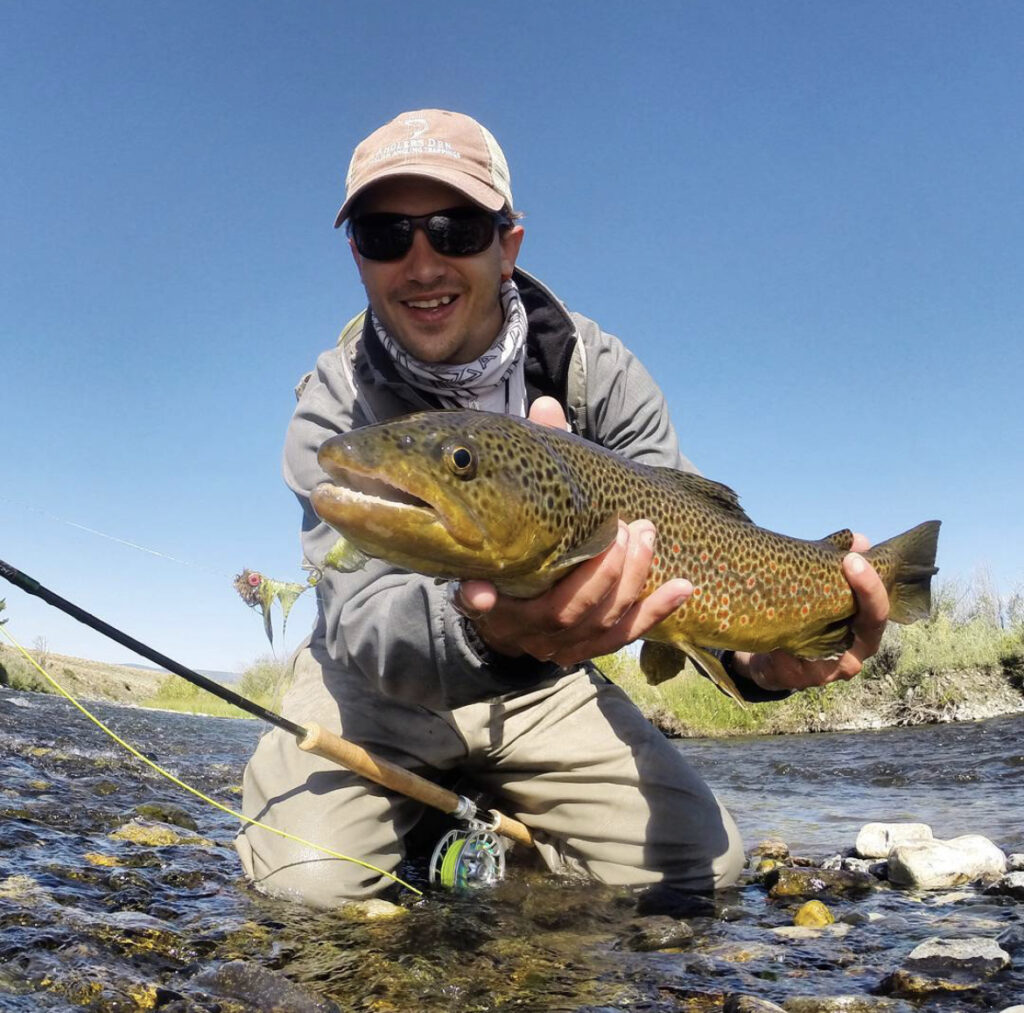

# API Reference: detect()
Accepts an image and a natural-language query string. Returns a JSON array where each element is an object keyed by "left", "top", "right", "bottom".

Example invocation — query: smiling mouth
[{"left": 403, "top": 294, "right": 458, "bottom": 311}]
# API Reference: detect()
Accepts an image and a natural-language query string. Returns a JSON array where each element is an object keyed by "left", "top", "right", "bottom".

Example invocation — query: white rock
[
  {"left": 1007, "top": 852, "right": 1024, "bottom": 871},
  {"left": 904, "top": 935, "right": 1010, "bottom": 977},
  {"left": 855, "top": 822, "right": 933, "bottom": 858},
  {"left": 888, "top": 834, "right": 1006, "bottom": 889},
  {"left": 990, "top": 870, "right": 1024, "bottom": 900},
  {"left": 998, "top": 1006, "right": 1024, "bottom": 1013}
]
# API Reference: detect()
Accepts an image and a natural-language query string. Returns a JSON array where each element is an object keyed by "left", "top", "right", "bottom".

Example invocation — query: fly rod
[{"left": 0, "top": 558, "right": 534, "bottom": 849}]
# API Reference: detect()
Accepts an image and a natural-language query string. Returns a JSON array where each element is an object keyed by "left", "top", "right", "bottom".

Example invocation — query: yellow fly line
[{"left": 0, "top": 624, "right": 422, "bottom": 897}]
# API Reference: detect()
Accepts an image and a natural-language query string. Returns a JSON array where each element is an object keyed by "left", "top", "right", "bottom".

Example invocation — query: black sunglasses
[{"left": 349, "top": 207, "right": 510, "bottom": 262}]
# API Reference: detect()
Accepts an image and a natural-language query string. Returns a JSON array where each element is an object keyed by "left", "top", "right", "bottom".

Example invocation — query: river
[{"left": 1, "top": 685, "right": 1021, "bottom": 1010}]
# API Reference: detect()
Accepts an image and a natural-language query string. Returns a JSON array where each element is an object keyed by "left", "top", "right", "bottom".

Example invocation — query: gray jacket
[{"left": 284, "top": 269, "right": 695, "bottom": 710}]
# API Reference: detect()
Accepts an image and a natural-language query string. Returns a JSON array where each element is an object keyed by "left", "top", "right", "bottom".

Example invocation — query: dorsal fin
[
  {"left": 653, "top": 469, "right": 753, "bottom": 523},
  {"left": 820, "top": 528, "right": 855, "bottom": 552}
]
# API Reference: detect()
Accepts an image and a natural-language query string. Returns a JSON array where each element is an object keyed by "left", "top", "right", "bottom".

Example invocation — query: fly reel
[{"left": 429, "top": 820, "right": 507, "bottom": 891}]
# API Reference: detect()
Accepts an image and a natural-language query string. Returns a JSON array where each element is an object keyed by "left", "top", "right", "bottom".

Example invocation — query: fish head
[{"left": 312, "top": 411, "right": 586, "bottom": 587}]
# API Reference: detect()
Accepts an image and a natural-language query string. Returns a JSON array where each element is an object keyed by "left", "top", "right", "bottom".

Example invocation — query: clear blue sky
[{"left": 2, "top": 2, "right": 1022, "bottom": 673}]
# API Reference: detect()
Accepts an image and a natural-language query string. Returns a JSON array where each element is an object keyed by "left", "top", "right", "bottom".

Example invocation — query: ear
[{"left": 498, "top": 225, "right": 525, "bottom": 281}]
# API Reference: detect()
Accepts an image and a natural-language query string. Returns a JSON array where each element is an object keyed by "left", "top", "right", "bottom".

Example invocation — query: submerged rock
[
  {"left": 190, "top": 960, "right": 341, "bottom": 1012},
  {"left": 619, "top": 915, "right": 695, "bottom": 952},
  {"left": 724, "top": 996, "right": 787, "bottom": 1012},
  {"left": 856, "top": 822, "right": 933, "bottom": 858},
  {"left": 782, "top": 996, "right": 914, "bottom": 1011},
  {"left": 765, "top": 866, "right": 875, "bottom": 900},
  {"left": 888, "top": 834, "right": 1007, "bottom": 889}
]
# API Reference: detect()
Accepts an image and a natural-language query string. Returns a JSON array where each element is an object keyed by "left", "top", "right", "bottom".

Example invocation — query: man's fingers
[
  {"left": 844, "top": 551, "right": 889, "bottom": 660},
  {"left": 528, "top": 396, "right": 569, "bottom": 431}
]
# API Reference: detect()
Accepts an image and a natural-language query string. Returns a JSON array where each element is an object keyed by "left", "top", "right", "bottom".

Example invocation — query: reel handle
[{"left": 298, "top": 722, "right": 535, "bottom": 847}]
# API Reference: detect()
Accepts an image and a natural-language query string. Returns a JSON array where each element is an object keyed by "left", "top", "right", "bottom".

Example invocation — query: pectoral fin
[
  {"left": 785, "top": 616, "right": 855, "bottom": 659},
  {"left": 640, "top": 640, "right": 746, "bottom": 708},
  {"left": 550, "top": 515, "right": 620, "bottom": 571}
]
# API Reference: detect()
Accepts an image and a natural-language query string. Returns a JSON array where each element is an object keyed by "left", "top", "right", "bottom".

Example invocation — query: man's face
[{"left": 349, "top": 178, "right": 524, "bottom": 365}]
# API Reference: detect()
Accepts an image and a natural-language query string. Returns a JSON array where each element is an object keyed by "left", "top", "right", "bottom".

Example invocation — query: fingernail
[
  {"left": 670, "top": 580, "right": 692, "bottom": 606},
  {"left": 847, "top": 553, "right": 866, "bottom": 574},
  {"left": 640, "top": 528, "right": 656, "bottom": 551},
  {"left": 617, "top": 523, "right": 629, "bottom": 548}
]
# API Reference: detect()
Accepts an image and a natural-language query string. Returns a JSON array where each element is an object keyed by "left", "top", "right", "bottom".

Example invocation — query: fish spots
[{"left": 746, "top": 576, "right": 757, "bottom": 589}]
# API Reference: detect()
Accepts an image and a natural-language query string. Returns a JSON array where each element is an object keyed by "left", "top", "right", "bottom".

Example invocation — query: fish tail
[{"left": 865, "top": 520, "right": 941, "bottom": 624}]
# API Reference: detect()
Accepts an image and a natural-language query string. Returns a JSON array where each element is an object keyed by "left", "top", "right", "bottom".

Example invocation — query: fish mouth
[{"left": 313, "top": 443, "right": 486, "bottom": 552}]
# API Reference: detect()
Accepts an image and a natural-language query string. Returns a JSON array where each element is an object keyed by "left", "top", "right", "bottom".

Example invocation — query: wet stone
[
  {"left": 781, "top": 996, "right": 915, "bottom": 1012},
  {"left": 904, "top": 934, "right": 1011, "bottom": 977},
  {"left": 855, "top": 822, "right": 933, "bottom": 859},
  {"left": 888, "top": 834, "right": 1007, "bottom": 889},
  {"left": 190, "top": 959, "right": 342, "bottom": 1012},
  {"left": 996, "top": 923, "right": 1024, "bottom": 954},
  {"left": 752, "top": 837, "right": 791, "bottom": 861},
  {"left": 1008, "top": 853, "right": 1024, "bottom": 871},
  {"left": 765, "top": 866, "right": 876, "bottom": 900},
  {"left": 133, "top": 802, "right": 199, "bottom": 831},
  {"left": 986, "top": 870, "right": 1024, "bottom": 900},
  {"left": 724, "top": 995, "right": 787, "bottom": 1012},
  {"left": 619, "top": 914, "right": 695, "bottom": 951},
  {"left": 794, "top": 900, "right": 834, "bottom": 927}
]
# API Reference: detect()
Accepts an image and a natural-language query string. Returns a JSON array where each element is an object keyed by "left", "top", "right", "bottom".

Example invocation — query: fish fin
[
  {"left": 820, "top": 528, "right": 855, "bottom": 552},
  {"left": 640, "top": 640, "right": 747, "bottom": 708},
  {"left": 654, "top": 470, "right": 753, "bottom": 523},
  {"left": 549, "top": 515, "right": 620, "bottom": 571},
  {"left": 785, "top": 616, "right": 856, "bottom": 660},
  {"left": 866, "top": 520, "right": 941, "bottom": 624}
]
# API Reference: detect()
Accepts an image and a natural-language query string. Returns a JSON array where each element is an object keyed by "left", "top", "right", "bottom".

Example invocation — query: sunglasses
[{"left": 349, "top": 207, "right": 510, "bottom": 262}]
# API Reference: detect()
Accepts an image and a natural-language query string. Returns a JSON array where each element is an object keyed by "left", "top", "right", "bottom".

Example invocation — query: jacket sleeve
[{"left": 283, "top": 347, "right": 557, "bottom": 711}]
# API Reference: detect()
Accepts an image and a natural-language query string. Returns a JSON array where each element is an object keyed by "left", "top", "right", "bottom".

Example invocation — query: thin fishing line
[
  {"left": 0, "top": 624, "right": 422, "bottom": 896},
  {"left": 0, "top": 494, "right": 229, "bottom": 577}
]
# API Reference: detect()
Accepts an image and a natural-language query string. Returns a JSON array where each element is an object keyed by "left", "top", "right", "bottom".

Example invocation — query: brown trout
[{"left": 311, "top": 410, "right": 940, "bottom": 703}]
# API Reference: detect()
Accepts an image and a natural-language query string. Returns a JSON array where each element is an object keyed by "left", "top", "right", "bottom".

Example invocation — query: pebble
[
  {"left": 620, "top": 915, "right": 695, "bottom": 952},
  {"left": 771, "top": 923, "right": 851, "bottom": 940},
  {"left": 904, "top": 935, "right": 1011, "bottom": 977},
  {"left": 856, "top": 822, "right": 933, "bottom": 859},
  {"left": 752, "top": 837, "right": 791, "bottom": 860},
  {"left": 888, "top": 834, "right": 1007, "bottom": 889}
]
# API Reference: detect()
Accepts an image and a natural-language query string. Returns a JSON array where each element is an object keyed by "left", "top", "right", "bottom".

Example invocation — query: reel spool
[{"left": 429, "top": 825, "right": 507, "bottom": 891}]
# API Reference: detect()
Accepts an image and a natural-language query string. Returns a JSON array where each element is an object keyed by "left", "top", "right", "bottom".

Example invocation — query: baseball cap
[{"left": 334, "top": 109, "right": 514, "bottom": 228}]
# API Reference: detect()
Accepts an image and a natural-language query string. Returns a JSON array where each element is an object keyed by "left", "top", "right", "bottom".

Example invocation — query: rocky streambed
[{"left": 1, "top": 687, "right": 1022, "bottom": 1011}]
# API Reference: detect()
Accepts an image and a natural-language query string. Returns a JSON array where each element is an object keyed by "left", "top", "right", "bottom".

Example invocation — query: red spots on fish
[
  {"left": 801, "top": 604, "right": 810, "bottom": 616},
  {"left": 652, "top": 556, "right": 660, "bottom": 566},
  {"left": 746, "top": 576, "right": 757, "bottom": 589},
  {"left": 700, "top": 552, "right": 709, "bottom": 563},
  {"left": 739, "top": 614, "right": 750, "bottom": 625},
  {"left": 767, "top": 607, "right": 776, "bottom": 619},
  {"left": 720, "top": 595, "right": 729, "bottom": 606},
  {"left": 823, "top": 583, "right": 832, "bottom": 595},
  {"left": 718, "top": 562, "right": 728, "bottom": 573},
  {"left": 718, "top": 620, "right": 730, "bottom": 631},
  {"left": 672, "top": 543, "right": 680, "bottom": 554},
  {"left": 790, "top": 583, "right": 799, "bottom": 594},
  {"left": 693, "top": 587, "right": 702, "bottom": 598}
]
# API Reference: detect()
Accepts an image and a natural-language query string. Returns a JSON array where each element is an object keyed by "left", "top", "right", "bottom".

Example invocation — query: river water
[{"left": 1, "top": 685, "right": 1021, "bottom": 1011}]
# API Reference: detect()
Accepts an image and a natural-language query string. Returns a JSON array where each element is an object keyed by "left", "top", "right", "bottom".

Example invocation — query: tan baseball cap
[{"left": 334, "top": 109, "right": 514, "bottom": 228}]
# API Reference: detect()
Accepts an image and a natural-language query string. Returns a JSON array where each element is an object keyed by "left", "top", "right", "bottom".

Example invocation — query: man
[{"left": 236, "top": 109, "right": 889, "bottom": 907}]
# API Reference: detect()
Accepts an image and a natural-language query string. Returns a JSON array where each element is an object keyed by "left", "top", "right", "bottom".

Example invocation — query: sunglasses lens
[
  {"left": 426, "top": 211, "right": 495, "bottom": 256},
  {"left": 352, "top": 210, "right": 501, "bottom": 261},
  {"left": 351, "top": 215, "right": 412, "bottom": 261}
]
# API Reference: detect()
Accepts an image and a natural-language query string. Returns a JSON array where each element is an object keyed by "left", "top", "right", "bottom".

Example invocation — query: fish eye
[{"left": 445, "top": 444, "right": 476, "bottom": 479}]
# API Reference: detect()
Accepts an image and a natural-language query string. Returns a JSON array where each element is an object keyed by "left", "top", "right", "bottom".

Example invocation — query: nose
[{"left": 402, "top": 227, "right": 446, "bottom": 285}]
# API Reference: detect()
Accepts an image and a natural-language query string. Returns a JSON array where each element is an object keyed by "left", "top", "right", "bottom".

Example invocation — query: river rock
[
  {"left": 782, "top": 996, "right": 914, "bottom": 1012},
  {"left": 724, "top": 996, "right": 787, "bottom": 1012},
  {"left": 620, "top": 915, "right": 695, "bottom": 952},
  {"left": 765, "top": 866, "right": 875, "bottom": 900},
  {"left": 752, "top": 837, "right": 791, "bottom": 860},
  {"left": 997, "top": 924, "right": 1024, "bottom": 954},
  {"left": 888, "top": 835, "right": 1007, "bottom": 889},
  {"left": 1007, "top": 853, "right": 1024, "bottom": 871},
  {"left": 986, "top": 870, "right": 1024, "bottom": 900},
  {"left": 822, "top": 854, "right": 888, "bottom": 878},
  {"left": 855, "top": 822, "right": 933, "bottom": 858},
  {"left": 191, "top": 960, "right": 341, "bottom": 1012},
  {"left": 998, "top": 1007, "right": 1024, "bottom": 1013},
  {"left": 904, "top": 935, "right": 1011, "bottom": 977},
  {"left": 794, "top": 900, "right": 834, "bottom": 927}
]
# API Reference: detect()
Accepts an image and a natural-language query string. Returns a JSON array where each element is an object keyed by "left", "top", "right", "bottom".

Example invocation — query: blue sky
[{"left": 2, "top": 2, "right": 1022, "bottom": 674}]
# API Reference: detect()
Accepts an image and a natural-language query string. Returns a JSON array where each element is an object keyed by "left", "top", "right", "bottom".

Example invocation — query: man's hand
[
  {"left": 734, "top": 539, "right": 890, "bottom": 691},
  {"left": 455, "top": 397, "right": 692, "bottom": 669}
]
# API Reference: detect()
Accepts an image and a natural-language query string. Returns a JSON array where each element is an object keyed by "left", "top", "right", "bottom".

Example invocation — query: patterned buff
[{"left": 371, "top": 279, "right": 528, "bottom": 416}]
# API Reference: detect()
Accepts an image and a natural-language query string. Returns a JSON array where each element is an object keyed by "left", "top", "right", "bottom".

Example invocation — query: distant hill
[{"left": 122, "top": 662, "right": 241, "bottom": 685}]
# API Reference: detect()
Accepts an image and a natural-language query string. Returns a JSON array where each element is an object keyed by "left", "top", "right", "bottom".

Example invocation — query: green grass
[
  {"left": 598, "top": 576, "right": 1024, "bottom": 737},
  {"left": 140, "top": 655, "right": 286, "bottom": 717}
]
